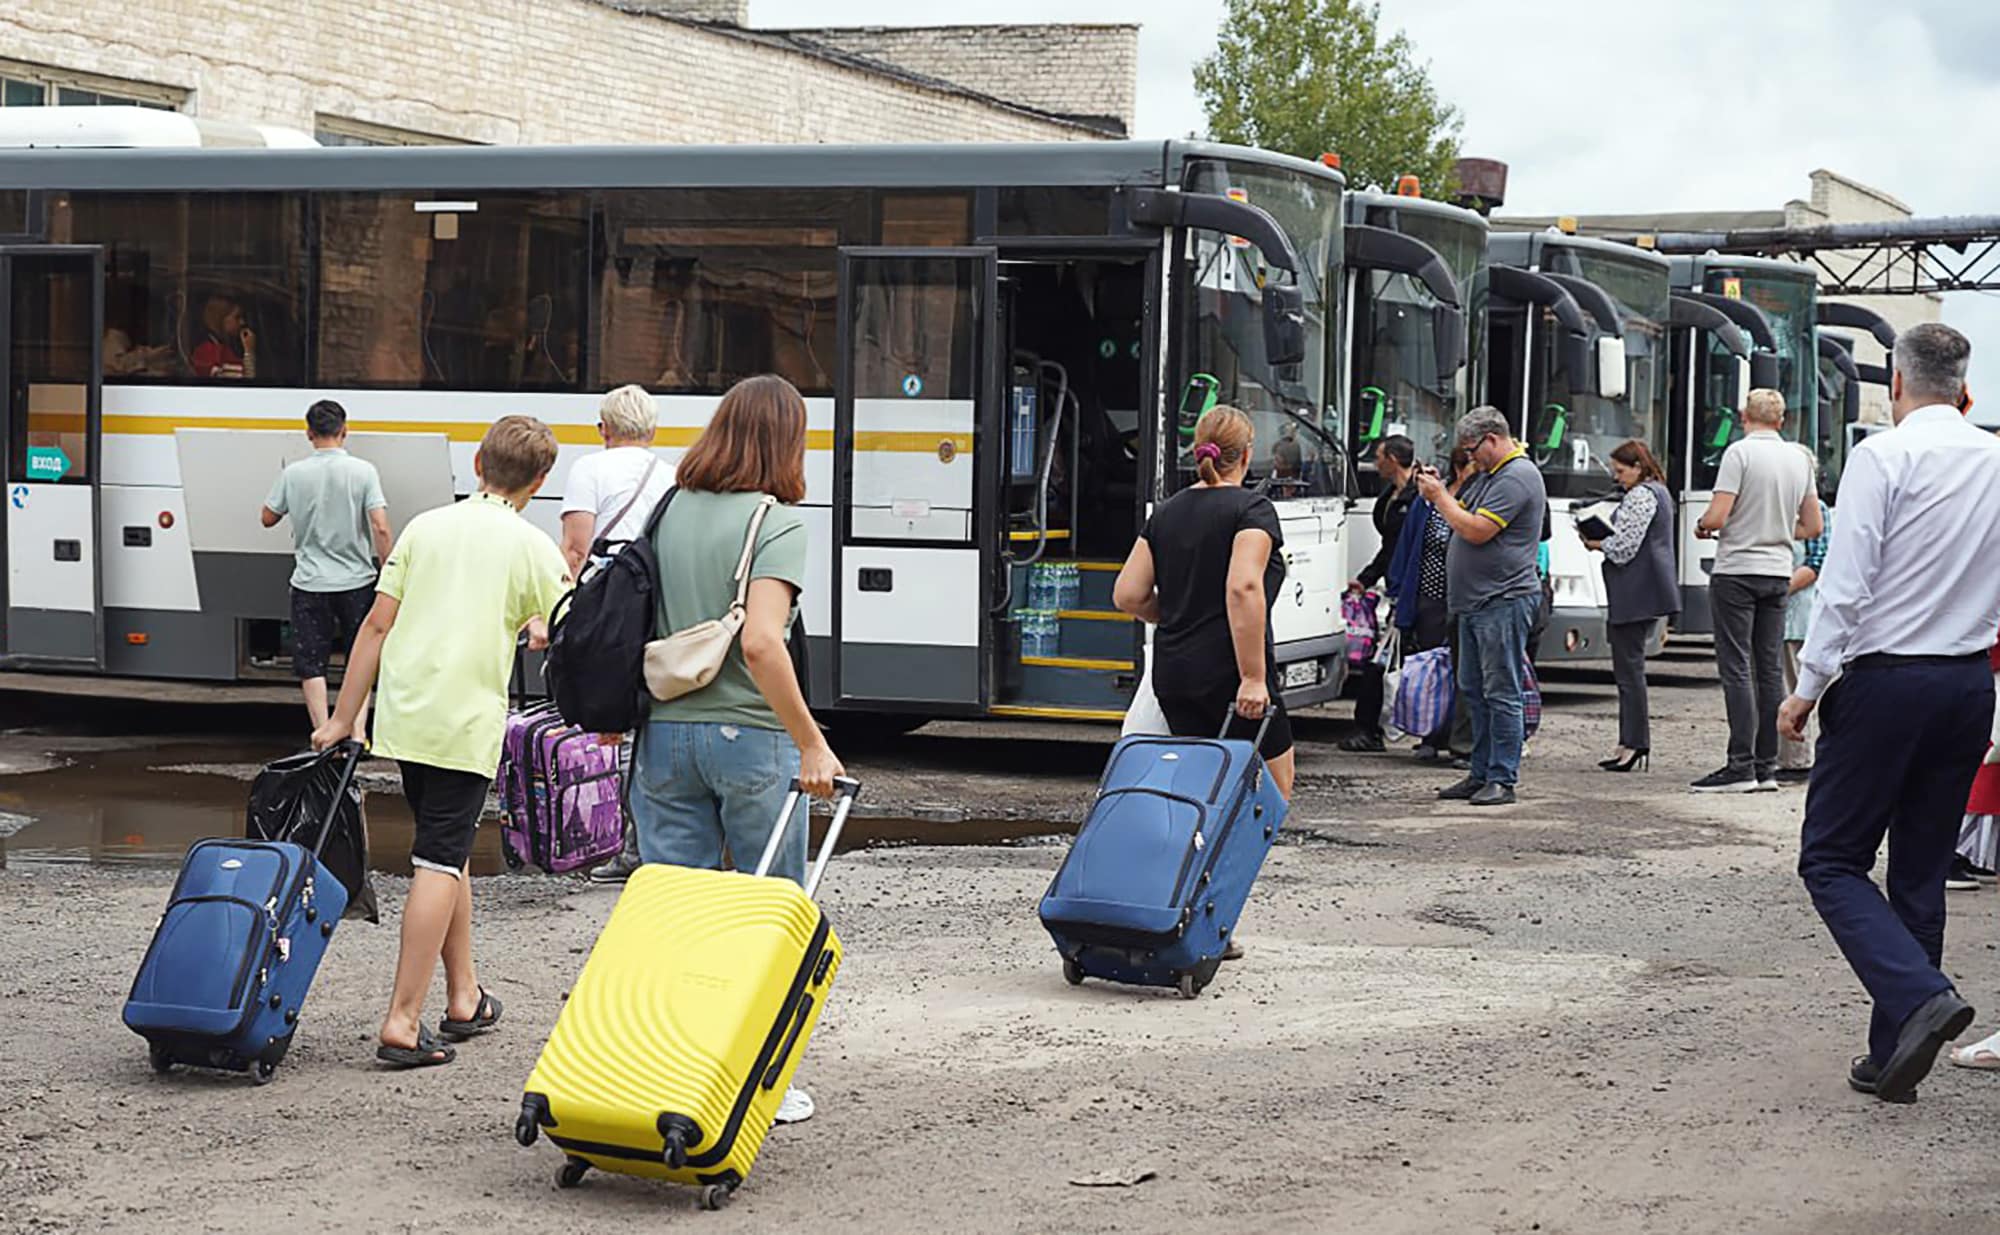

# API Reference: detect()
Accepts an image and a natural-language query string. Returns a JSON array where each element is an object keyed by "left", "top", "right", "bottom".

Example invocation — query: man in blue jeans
[{"left": 1416, "top": 406, "right": 1547, "bottom": 806}]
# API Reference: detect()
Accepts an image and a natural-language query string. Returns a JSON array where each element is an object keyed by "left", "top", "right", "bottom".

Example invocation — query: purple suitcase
[{"left": 498, "top": 705, "right": 626, "bottom": 874}]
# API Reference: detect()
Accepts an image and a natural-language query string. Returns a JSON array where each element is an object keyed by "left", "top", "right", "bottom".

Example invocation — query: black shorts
[
  {"left": 399, "top": 761, "right": 490, "bottom": 877},
  {"left": 1156, "top": 682, "right": 1294, "bottom": 761},
  {"left": 291, "top": 584, "right": 376, "bottom": 680}
]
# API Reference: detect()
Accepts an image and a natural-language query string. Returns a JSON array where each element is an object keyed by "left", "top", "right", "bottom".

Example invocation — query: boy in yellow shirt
[{"left": 315, "top": 416, "right": 569, "bottom": 1068}]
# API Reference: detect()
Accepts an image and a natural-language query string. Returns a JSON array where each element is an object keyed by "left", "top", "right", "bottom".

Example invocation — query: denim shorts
[{"left": 629, "top": 720, "right": 805, "bottom": 886}]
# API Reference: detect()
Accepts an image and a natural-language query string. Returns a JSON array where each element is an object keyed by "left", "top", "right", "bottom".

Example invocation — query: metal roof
[{"left": 0, "top": 138, "right": 1342, "bottom": 194}]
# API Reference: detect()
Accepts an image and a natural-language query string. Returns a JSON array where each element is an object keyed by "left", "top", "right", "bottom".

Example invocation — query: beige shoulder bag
[{"left": 643, "top": 496, "right": 777, "bottom": 702}]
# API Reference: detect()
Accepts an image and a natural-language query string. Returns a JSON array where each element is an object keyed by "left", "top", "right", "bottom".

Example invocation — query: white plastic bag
[{"left": 1122, "top": 627, "right": 1169, "bottom": 737}]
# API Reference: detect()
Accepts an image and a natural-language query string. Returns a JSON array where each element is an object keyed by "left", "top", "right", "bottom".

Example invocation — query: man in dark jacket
[{"left": 1342, "top": 435, "right": 1418, "bottom": 751}]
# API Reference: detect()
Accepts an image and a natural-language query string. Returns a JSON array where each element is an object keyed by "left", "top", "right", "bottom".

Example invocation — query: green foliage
[{"left": 1195, "top": 0, "right": 1463, "bottom": 196}]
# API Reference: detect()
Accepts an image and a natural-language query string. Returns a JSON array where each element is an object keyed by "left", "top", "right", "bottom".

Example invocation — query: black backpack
[{"left": 545, "top": 488, "right": 678, "bottom": 733}]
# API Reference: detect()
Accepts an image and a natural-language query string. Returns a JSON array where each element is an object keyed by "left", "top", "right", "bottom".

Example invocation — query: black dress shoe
[
  {"left": 1847, "top": 1055, "right": 1914, "bottom": 1104},
  {"left": 1437, "top": 775, "right": 1484, "bottom": 801},
  {"left": 1875, "top": 989, "right": 1976, "bottom": 1103},
  {"left": 1469, "top": 783, "right": 1517, "bottom": 807}
]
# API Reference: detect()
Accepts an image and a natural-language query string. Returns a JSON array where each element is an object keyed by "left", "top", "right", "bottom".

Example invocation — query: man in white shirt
[
  {"left": 1691, "top": 388, "right": 1822, "bottom": 793},
  {"left": 560, "top": 384, "right": 675, "bottom": 884},
  {"left": 559, "top": 384, "right": 675, "bottom": 579},
  {"left": 1781, "top": 323, "right": 2000, "bottom": 1104}
]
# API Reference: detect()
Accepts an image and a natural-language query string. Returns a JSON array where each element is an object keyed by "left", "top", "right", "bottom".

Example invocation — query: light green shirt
[
  {"left": 373, "top": 493, "right": 569, "bottom": 776},
  {"left": 264, "top": 447, "right": 387, "bottom": 593},
  {"left": 651, "top": 490, "right": 808, "bottom": 732}
]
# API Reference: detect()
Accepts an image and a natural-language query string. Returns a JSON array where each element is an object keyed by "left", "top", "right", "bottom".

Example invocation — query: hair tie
[{"left": 1194, "top": 442, "right": 1223, "bottom": 463}]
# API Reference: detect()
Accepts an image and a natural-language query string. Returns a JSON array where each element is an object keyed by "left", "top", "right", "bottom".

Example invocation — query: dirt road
[{"left": 4, "top": 654, "right": 1998, "bottom": 1233}]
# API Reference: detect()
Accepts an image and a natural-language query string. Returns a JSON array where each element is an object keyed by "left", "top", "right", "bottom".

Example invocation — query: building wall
[
  {"left": 1, "top": 0, "right": 1106, "bottom": 147},
  {"left": 781, "top": 24, "right": 1139, "bottom": 135},
  {"left": 1787, "top": 169, "right": 1942, "bottom": 426}
]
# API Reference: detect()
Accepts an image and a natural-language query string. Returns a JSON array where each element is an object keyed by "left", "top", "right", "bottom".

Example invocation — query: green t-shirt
[
  {"left": 650, "top": 490, "right": 807, "bottom": 731},
  {"left": 373, "top": 493, "right": 570, "bottom": 776},
  {"left": 264, "top": 447, "right": 387, "bottom": 592}
]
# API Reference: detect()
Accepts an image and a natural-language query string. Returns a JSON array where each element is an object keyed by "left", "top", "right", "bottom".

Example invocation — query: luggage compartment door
[
  {"left": 832, "top": 247, "right": 998, "bottom": 711},
  {"left": 0, "top": 246, "right": 105, "bottom": 669}
]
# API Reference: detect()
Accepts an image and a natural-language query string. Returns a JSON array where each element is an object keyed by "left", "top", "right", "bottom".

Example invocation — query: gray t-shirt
[
  {"left": 1446, "top": 450, "right": 1547, "bottom": 615},
  {"left": 264, "top": 448, "right": 387, "bottom": 593},
  {"left": 1712, "top": 431, "right": 1814, "bottom": 578}
]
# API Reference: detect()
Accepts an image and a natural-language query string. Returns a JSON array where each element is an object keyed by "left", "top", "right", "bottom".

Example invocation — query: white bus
[{"left": 0, "top": 134, "right": 1352, "bottom": 728}]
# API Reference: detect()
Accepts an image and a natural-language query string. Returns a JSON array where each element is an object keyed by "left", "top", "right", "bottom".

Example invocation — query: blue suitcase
[
  {"left": 1039, "top": 713, "right": 1287, "bottom": 999},
  {"left": 123, "top": 743, "right": 362, "bottom": 1083}
]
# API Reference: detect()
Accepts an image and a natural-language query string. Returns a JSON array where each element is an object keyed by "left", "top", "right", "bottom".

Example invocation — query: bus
[
  {"left": 1665, "top": 254, "right": 1816, "bottom": 633},
  {"left": 1339, "top": 188, "right": 1483, "bottom": 581},
  {"left": 1482, "top": 230, "right": 1672, "bottom": 662},
  {"left": 1813, "top": 301, "right": 1896, "bottom": 498},
  {"left": 0, "top": 135, "right": 1352, "bottom": 727}
]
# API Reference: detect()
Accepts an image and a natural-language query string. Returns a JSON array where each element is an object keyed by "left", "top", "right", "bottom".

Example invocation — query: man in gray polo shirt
[
  {"left": 1693, "top": 388, "right": 1821, "bottom": 793},
  {"left": 1416, "top": 406, "right": 1547, "bottom": 806}
]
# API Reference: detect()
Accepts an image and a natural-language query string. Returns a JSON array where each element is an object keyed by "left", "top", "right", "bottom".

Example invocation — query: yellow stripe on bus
[
  {"left": 97, "top": 415, "right": 968, "bottom": 455},
  {"left": 1021, "top": 655, "right": 1134, "bottom": 672},
  {"left": 988, "top": 704, "right": 1127, "bottom": 722}
]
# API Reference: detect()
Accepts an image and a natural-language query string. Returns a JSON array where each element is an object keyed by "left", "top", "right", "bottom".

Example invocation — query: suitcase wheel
[
  {"left": 1177, "top": 973, "right": 1201, "bottom": 1001},
  {"left": 514, "top": 1114, "right": 540, "bottom": 1148},
  {"left": 251, "top": 1060, "right": 278, "bottom": 1086},
  {"left": 557, "top": 1158, "right": 590, "bottom": 1189},
  {"left": 700, "top": 1183, "right": 736, "bottom": 1211},
  {"left": 1062, "top": 958, "right": 1085, "bottom": 987},
  {"left": 148, "top": 1046, "right": 174, "bottom": 1075}
]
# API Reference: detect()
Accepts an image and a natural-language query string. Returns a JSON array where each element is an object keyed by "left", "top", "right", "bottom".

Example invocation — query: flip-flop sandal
[
  {"left": 1949, "top": 1031, "right": 2000, "bottom": 1070},
  {"left": 376, "top": 1027, "right": 455, "bottom": 1069},
  {"left": 439, "top": 988, "right": 502, "bottom": 1041}
]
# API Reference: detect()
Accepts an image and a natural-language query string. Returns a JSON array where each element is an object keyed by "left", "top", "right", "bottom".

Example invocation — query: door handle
[{"left": 52, "top": 539, "right": 81, "bottom": 562}]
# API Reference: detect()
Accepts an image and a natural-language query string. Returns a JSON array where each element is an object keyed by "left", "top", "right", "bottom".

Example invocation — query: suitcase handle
[
  {"left": 1217, "top": 705, "right": 1274, "bottom": 753},
  {"left": 753, "top": 776, "right": 861, "bottom": 899},
  {"left": 306, "top": 740, "right": 369, "bottom": 861}
]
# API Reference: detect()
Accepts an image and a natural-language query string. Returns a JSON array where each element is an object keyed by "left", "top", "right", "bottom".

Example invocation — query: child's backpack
[{"left": 545, "top": 489, "right": 677, "bottom": 734}]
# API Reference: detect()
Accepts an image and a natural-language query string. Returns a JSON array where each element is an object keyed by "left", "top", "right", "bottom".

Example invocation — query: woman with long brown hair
[
  {"left": 629, "top": 373, "right": 842, "bottom": 1125},
  {"left": 1583, "top": 439, "right": 1679, "bottom": 771},
  {"left": 1113, "top": 405, "right": 1294, "bottom": 798}
]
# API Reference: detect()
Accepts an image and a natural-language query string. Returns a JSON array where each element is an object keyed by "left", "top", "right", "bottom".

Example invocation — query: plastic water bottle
[
  {"left": 1060, "top": 564, "right": 1082, "bottom": 611},
  {"left": 1026, "top": 563, "right": 1049, "bottom": 613}
]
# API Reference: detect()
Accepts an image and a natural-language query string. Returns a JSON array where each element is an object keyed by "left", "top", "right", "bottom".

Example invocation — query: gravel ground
[{"left": 4, "top": 651, "right": 2000, "bottom": 1233}]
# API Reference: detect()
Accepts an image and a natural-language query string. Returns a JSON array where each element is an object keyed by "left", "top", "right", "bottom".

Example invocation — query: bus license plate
[{"left": 1282, "top": 661, "right": 1321, "bottom": 689}]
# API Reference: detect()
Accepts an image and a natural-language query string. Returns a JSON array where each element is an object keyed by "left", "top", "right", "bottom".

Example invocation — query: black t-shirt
[{"left": 1141, "top": 485, "right": 1287, "bottom": 698}]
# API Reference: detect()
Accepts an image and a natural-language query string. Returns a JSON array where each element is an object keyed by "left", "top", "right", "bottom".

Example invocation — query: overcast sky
[{"left": 755, "top": 0, "right": 2000, "bottom": 415}]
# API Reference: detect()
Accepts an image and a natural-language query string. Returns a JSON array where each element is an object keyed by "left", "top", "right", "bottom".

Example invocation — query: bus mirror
[
  {"left": 1750, "top": 352, "right": 1781, "bottom": 391},
  {"left": 1595, "top": 336, "right": 1628, "bottom": 401},
  {"left": 1434, "top": 307, "right": 1466, "bottom": 385},
  {"left": 1263, "top": 283, "right": 1307, "bottom": 369},
  {"left": 1735, "top": 355, "right": 1753, "bottom": 412}
]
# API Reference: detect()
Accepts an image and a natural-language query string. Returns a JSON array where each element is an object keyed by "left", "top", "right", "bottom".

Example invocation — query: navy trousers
[{"left": 1797, "top": 658, "right": 1996, "bottom": 1064}]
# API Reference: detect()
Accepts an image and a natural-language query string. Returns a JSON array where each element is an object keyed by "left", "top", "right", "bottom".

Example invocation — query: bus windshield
[
  {"left": 1351, "top": 209, "right": 1483, "bottom": 490},
  {"left": 1175, "top": 159, "right": 1342, "bottom": 497},
  {"left": 1717, "top": 270, "right": 1818, "bottom": 464},
  {"left": 1534, "top": 248, "right": 1671, "bottom": 501}
]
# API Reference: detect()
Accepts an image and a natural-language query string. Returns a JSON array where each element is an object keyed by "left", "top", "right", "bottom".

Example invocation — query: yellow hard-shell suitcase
[{"left": 515, "top": 777, "right": 857, "bottom": 1210}]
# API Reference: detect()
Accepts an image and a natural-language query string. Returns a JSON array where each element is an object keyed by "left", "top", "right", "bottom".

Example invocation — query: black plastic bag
[{"left": 246, "top": 748, "right": 379, "bottom": 923}]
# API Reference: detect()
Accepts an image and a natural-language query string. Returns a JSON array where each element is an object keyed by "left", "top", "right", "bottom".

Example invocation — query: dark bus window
[
  {"left": 6, "top": 255, "right": 94, "bottom": 483},
  {"left": 995, "top": 186, "right": 1112, "bottom": 236},
  {"left": 880, "top": 193, "right": 971, "bottom": 246},
  {"left": 49, "top": 192, "right": 307, "bottom": 384},
  {"left": 0, "top": 190, "right": 27, "bottom": 236},
  {"left": 317, "top": 193, "right": 586, "bottom": 389},
  {"left": 597, "top": 188, "right": 868, "bottom": 396}
]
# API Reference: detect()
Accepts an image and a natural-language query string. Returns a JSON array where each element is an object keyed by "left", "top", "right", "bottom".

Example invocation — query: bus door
[
  {"left": 832, "top": 247, "right": 998, "bottom": 712},
  {"left": 0, "top": 246, "right": 104, "bottom": 669}
]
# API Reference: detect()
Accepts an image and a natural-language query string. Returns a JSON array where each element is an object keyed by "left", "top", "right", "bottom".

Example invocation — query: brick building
[{"left": 0, "top": 0, "right": 1137, "bottom": 146}]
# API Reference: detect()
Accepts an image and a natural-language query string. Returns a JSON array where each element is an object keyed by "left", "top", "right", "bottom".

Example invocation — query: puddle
[{"left": 0, "top": 743, "right": 1073, "bottom": 876}]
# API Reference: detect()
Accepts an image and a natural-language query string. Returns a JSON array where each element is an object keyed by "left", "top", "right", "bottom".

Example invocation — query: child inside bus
[{"left": 312, "top": 415, "right": 569, "bottom": 1068}]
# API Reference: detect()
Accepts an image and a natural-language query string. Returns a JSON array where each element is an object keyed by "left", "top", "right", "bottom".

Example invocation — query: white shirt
[
  {"left": 561, "top": 446, "right": 675, "bottom": 545},
  {"left": 1795, "top": 405, "right": 2000, "bottom": 701},
  {"left": 1712, "top": 430, "right": 1815, "bottom": 578}
]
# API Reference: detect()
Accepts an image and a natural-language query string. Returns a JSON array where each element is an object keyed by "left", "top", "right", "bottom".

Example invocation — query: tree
[{"left": 1195, "top": 0, "right": 1463, "bottom": 197}]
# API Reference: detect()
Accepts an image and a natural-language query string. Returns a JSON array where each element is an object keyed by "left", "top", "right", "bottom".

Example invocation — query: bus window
[
  {"left": 6, "top": 258, "right": 94, "bottom": 484},
  {"left": 880, "top": 194, "right": 971, "bottom": 246},
  {"left": 316, "top": 193, "right": 586, "bottom": 390},
  {"left": 49, "top": 192, "right": 307, "bottom": 385},
  {"left": 597, "top": 189, "right": 867, "bottom": 396},
  {"left": 995, "top": 186, "right": 1113, "bottom": 237}
]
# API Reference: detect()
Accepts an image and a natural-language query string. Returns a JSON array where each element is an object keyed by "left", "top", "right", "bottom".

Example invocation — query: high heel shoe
[{"left": 1601, "top": 748, "right": 1650, "bottom": 773}]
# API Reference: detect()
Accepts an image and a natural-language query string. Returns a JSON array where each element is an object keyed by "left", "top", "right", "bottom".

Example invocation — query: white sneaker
[
  {"left": 1752, "top": 779, "right": 1780, "bottom": 793},
  {"left": 774, "top": 1085, "right": 816, "bottom": 1125}
]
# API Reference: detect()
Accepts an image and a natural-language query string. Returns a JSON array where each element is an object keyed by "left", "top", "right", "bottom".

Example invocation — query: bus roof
[
  {"left": 0, "top": 138, "right": 1343, "bottom": 194},
  {"left": 1488, "top": 229, "right": 1671, "bottom": 274},
  {"left": 1343, "top": 189, "right": 1488, "bottom": 233},
  {"left": 1668, "top": 252, "right": 1816, "bottom": 286}
]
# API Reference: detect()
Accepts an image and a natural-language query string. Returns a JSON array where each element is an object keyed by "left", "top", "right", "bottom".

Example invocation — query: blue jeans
[
  {"left": 1457, "top": 593, "right": 1539, "bottom": 787},
  {"left": 630, "top": 720, "right": 806, "bottom": 886}
]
